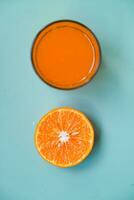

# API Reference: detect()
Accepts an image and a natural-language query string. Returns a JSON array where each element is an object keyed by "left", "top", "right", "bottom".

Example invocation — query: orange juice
[{"left": 32, "top": 20, "right": 101, "bottom": 89}]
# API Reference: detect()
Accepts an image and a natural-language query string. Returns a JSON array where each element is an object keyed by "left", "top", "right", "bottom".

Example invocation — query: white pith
[{"left": 58, "top": 131, "right": 70, "bottom": 143}]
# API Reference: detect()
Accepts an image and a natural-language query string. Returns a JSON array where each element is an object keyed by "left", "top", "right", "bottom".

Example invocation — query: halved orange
[{"left": 34, "top": 107, "right": 94, "bottom": 167}]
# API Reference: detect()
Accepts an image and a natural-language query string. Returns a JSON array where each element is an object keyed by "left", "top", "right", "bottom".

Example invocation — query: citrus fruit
[
  {"left": 32, "top": 20, "right": 101, "bottom": 89},
  {"left": 34, "top": 107, "right": 94, "bottom": 167}
]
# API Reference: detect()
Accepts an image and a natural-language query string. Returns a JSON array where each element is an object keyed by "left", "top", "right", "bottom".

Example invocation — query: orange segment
[{"left": 34, "top": 107, "right": 94, "bottom": 167}]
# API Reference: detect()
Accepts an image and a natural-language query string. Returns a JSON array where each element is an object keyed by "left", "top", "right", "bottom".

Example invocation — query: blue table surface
[{"left": 0, "top": 1, "right": 134, "bottom": 199}]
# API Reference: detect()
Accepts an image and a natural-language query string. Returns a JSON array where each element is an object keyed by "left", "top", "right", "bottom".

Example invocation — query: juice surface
[{"left": 32, "top": 20, "right": 101, "bottom": 89}]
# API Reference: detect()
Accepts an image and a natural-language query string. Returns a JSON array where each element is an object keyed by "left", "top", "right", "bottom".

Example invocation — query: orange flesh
[
  {"left": 34, "top": 107, "right": 94, "bottom": 167},
  {"left": 32, "top": 21, "right": 100, "bottom": 89}
]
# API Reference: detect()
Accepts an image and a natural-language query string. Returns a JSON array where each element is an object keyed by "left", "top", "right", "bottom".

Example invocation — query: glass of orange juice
[{"left": 31, "top": 20, "right": 101, "bottom": 89}]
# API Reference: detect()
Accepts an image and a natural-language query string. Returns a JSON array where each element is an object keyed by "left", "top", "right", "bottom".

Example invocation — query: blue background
[{"left": 0, "top": 0, "right": 134, "bottom": 199}]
